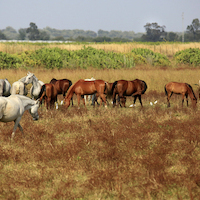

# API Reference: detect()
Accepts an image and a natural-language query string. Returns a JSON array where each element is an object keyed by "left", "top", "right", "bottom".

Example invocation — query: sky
[{"left": 0, "top": 0, "right": 200, "bottom": 33}]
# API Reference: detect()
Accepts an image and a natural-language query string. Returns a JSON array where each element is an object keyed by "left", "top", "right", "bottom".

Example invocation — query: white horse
[
  {"left": 10, "top": 76, "right": 28, "bottom": 96},
  {"left": 23, "top": 72, "right": 44, "bottom": 99},
  {"left": 0, "top": 78, "right": 11, "bottom": 97},
  {"left": 0, "top": 95, "right": 40, "bottom": 139},
  {"left": 84, "top": 77, "right": 96, "bottom": 105}
]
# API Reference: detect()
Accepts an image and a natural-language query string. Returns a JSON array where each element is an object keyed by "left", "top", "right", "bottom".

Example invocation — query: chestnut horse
[
  {"left": 164, "top": 82, "right": 197, "bottom": 108},
  {"left": 64, "top": 79, "right": 107, "bottom": 109},
  {"left": 112, "top": 79, "right": 147, "bottom": 107},
  {"left": 37, "top": 83, "right": 58, "bottom": 109},
  {"left": 92, "top": 82, "right": 116, "bottom": 106},
  {"left": 50, "top": 78, "right": 73, "bottom": 105}
]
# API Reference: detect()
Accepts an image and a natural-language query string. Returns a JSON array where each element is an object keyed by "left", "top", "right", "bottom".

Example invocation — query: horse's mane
[
  {"left": 186, "top": 83, "right": 197, "bottom": 100},
  {"left": 18, "top": 76, "right": 26, "bottom": 82},
  {"left": 32, "top": 74, "right": 39, "bottom": 82}
]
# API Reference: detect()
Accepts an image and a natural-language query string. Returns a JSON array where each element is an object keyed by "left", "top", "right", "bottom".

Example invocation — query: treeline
[{"left": 0, "top": 18, "right": 200, "bottom": 42}]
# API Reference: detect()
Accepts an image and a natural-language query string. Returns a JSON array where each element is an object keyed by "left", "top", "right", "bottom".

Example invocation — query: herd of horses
[{"left": 0, "top": 72, "right": 198, "bottom": 138}]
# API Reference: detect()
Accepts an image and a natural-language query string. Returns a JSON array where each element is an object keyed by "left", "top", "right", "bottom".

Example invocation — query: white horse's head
[
  {"left": 29, "top": 99, "right": 40, "bottom": 121},
  {"left": 24, "top": 72, "right": 35, "bottom": 85}
]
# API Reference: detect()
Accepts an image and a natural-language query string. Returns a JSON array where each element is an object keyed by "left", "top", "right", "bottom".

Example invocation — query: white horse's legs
[
  {"left": 55, "top": 102, "right": 58, "bottom": 109},
  {"left": 12, "top": 118, "right": 23, "bottom": 139}
]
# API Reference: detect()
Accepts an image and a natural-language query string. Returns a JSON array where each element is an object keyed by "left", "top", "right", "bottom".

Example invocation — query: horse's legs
[
  {"left": 46, "top": 97, "right": 51, "bottom": 109},
  {"left": 138, "top": 95, "right": 143, "bottom": 107},
  {"left": 77, "top": 94, "right": 81, "bottom": 109},
  {"left": 112, "top": 93, "right": 117, "bottom": 107},
  {"left": 81, "top": 95, "right": 86, "bottom": 108},
  {"left": 99, "top": 93, "right": 107, "bottom": 108},
  {"left": 167, "top": 92, "right": 173, "bottom": 107},
  {"left": 185, "top": 93, "right": 188, "bottom": 107},
  {"left": 12, "top": 117, "right": 23, "bottom": 139},
  {"left": 121, "top": 97, "right": 126, "bottom": 107}
]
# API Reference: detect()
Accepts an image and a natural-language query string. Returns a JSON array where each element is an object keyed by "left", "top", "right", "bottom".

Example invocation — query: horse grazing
[
  {"left": 112, "top": 79, "right": 147, "bottom": 107},
  {"left": 37, "top": 83, "right": 58, "bottom": 109},
  {"left": 50, "top": 78, "right": 73, "bottom": 105},
  {"left": 164, "top": 82, "right": 197, "bottom": 108},
  {"left": 10, "top": 76, "right": 28, "bottom": 96},
  {"left": 64, "top": 79, "right": 107, "bottom": 109},
  {"left": 23, "top": 72, "right": 44, "bottom": 99},
  {"left": 0, "top": 95, "right": 40, "bottom": 139},
  {"left": 0, "top": 78, "right": 11, "bottom": 97}
]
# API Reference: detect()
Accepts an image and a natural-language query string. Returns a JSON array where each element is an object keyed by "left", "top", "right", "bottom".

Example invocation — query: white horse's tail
[{"left": 11, "top": 83, "right": 20, "bottom": 95}]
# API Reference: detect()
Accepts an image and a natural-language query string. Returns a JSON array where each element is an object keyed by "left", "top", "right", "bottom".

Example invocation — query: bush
[
  {"left": 131, "top": 48, "right": 170, "bottom": 66},
  {"left": 69, "top": 46, "right": 127, "bottom": 69},
  {"left": 174, "top": 48, "right": 200, "bottom": 66},
  {"left": 0, "top": 51, "right": 22, "bottom": 69}
]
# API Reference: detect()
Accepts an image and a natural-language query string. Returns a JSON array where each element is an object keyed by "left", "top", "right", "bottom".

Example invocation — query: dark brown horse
[
  {"left": 37, "top": 83, "right": 58, "bottom": 109},
  {"left": 164, "top": 82, "right": 197, "bottom": 108},
  {"left": 50, "top": 78, "right": 73, "bottom": 105},
  {"left": 64, "top": 79, "right": 108, "bottom": 109},
  {"left": 112, "top": 79, "right": 147, "bottom": 107}
]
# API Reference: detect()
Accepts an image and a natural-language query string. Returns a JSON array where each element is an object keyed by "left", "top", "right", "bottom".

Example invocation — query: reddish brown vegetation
[{"left": 0, "top": 92, "right": 200, "bottom": 199}]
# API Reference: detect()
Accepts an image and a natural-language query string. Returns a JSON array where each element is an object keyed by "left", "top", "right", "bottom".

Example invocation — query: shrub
[
  {"left": 131, "top": 48, "right": 170, "bottom": 66},
  {"left": 174, "top": 48, "right": 200, "bottom": 66},
  {"left": 0, "top": 51, "right": 22, "bottom": 69}
]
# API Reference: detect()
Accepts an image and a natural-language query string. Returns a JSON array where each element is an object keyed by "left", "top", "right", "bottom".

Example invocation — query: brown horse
[
  {"left": 92, "top": 82, "right": 117, "bottom": 106},
  {"left": 50, "top": 78, "right": 73, "bottom": 105},
  {"left": 112, "top": 79, "right": 147, "bottom": 107},
  {"left": 164, "top": 82, "right": 197, "bottom": 108},
  {"left": 64, "top": 79, "right": 107, "bottom": 109},
  {"left": 37, "top": 83, "right": 58, "bottom": 109}
]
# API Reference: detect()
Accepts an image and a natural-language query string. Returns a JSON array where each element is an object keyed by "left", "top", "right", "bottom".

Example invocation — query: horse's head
[
  {"left": 29, "top": 100, "right": 40, "bottom": 121},
  {"left": 192, "top": 97, "right": 197, "bottom": 108},
  {"left": 64, "top": 98, "right": 70, "bottom": 109},
  {"left": 24, "top": 73, "right": 34, "bottom": 85}
]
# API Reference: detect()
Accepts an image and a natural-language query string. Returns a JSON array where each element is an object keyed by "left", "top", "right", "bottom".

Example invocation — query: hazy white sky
[{"left": 0, "top": 0, "right": 200, "bottom": 33}]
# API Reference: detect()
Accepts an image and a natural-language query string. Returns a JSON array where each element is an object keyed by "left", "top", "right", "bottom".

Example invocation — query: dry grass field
[
  {"left": 1, "top": 42, "right": 200, "bottom": 57},
  {"left": 1, "top": 67, "right": 200, "bottom": 199}
]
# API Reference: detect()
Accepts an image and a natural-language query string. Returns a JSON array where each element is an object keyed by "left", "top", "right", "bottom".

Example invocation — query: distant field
[{"left": 1, "top": 42, "right": 200, "bottom": 57}]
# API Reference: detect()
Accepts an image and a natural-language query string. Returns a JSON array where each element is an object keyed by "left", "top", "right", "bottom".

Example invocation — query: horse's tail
[
  {"left": 15, "top": 84, "right": 20, "bottom": 94},
  {"left": 186, "top": 83, "right": 197, "bottom": 100},
  {"left": 164, "top": 84, "right": 168, "bottom": 96},
  {"left": 141, "top": 80, "right": 147, "bottom": 94},
  {"left": 69, "top": 80, "right": 72, "bottom": 89},
  {"left": 112, "top": 81, "right": 118, "bottom": 94},
  {"left": 37, "top": 85, "right": 46, "bottom": 100}
]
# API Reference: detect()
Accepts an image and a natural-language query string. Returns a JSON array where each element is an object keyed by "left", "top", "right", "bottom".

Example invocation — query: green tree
[
  {"left": 18, "top": 28, "right": 27, "bottom": 40},
  {"left": 98, "top": 29, "right": 109, "bottom": 37},
  {"left": 167, "top": 32, "right": 179, "bottom": 41},
  {"left": 39, "top": 30, "right": 50, "bottom": 40},
  {"left": 186, "top": 18, "right": 200, "bottom": 41},
  {"left": 26, "top": 22, "right": 40, "bottom": 40},
  {"left": 142, "top": 22, "right": 166, "bottom": 42},
  {"left": 0, "top": 30, "right": 7, "bottom": 39},
  {"left": 2, "top": 26, "right": 18, "bottom": 39}
]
